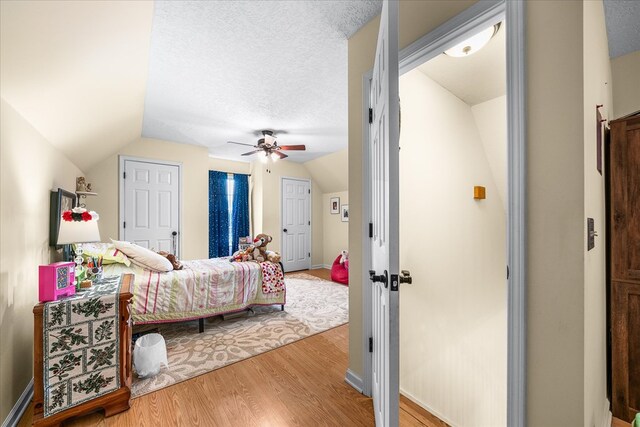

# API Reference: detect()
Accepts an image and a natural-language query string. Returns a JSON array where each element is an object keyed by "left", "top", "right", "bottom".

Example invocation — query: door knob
[
  {"left": 369, "top": 270, "right": 388, "bottom": 288},
  {"left": 283, "top": 228, "right": 288, "bottom": 233},
  {"left": 400, "top": 270, "right": 412, "bottom": 284}
]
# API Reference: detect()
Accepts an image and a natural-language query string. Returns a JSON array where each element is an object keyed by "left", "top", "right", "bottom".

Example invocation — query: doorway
[
  {"left": 398, "top": 20, "right": 507, "bottom": 426},
  {"left": 119, "top": 156, "right": 182, "bottom": 256},
  {"left": 281, "top": 177, "right": 311, "bottom": 272},
  {"left": 361, "top": 1, "right": 526, "bottom": 425}
]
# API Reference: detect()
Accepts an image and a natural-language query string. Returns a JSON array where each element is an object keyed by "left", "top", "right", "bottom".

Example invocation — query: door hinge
[
  {"left": 369, "top": 108, "right": 373, "bottom": 124},
  {"left": 123, "top": 171, "right": 126, "bottom": 179},
  {"left": 369, "top": 222, "right": 373, "bottom": 238},
  {"left": 507, "top": 265, "right": 510, "bottom": 280},
  {"left": 369, "top": 337, "right": 373, "bottom": 353},
  {"left": 308, "top": 252, "right": 311, "bottom": 258},
  {"left": 123, "top": 221, "right": 126, "bottom": 229},
  {"left": 308, "top": 189, "right": 311, "bottom": 194}
]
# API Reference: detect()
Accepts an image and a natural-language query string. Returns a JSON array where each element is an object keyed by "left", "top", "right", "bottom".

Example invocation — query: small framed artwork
[
  {"left": 341, "top": 204, "right": 349, "bottom": 222},
  {"left": 50, "top": 188, "right": 77, "bottom": 247},
  {"left": 330, "top": 197, "right": 340, "bottom": 214}
]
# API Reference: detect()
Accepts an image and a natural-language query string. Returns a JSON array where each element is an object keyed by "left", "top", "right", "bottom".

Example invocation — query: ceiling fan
[{"left": 227, "top": 130, "right": 306, "bottom": 161}]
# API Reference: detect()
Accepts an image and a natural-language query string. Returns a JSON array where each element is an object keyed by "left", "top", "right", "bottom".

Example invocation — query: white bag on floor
[{"left": 133, "top": 333, "right": 168, "bottom": 378}]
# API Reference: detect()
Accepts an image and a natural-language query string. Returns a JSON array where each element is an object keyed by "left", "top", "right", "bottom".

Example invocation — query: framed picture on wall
[
  {"left": 330, "top": 197, "right": 340, "bottom": 214},
  {"left": 50, "top": 188, "right": 77, "bottom": 246},
  {"left": 341, "top": 204, "right": 349, "bottom": 222}
]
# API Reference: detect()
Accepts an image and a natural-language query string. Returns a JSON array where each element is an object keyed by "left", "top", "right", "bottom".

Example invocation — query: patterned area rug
[{"left": 131, "top": 272, "right": 348, "bottom": 397}]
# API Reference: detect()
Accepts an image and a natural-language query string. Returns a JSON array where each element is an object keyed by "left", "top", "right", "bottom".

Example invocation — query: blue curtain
[
  {"left": 231, "top": 174, "right": 250, "bottom": 252},
  {"left": 209, "top": 171, "right": 229, "bottom": 258}
]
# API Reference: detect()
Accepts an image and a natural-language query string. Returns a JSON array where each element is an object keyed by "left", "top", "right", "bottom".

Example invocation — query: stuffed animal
[
  {"left": 339, "top": 250, "right": 349, "bottom": 270},
  {"left": 157, "top": 251, "right": 183, "bottom": 270},
  {"left": 252, "top": 233, "right": 272, "bottom": 262},
  {"left": 231, "top": 245, "right": 255, "bottom": 262},
  {"left": 266, "top": 250, "right": 281, "bottom": 263}
]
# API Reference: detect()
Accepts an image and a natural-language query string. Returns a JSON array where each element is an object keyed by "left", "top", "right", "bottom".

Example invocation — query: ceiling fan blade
[
  {"left": 228, "top": 141, "right": 256, "bottom": 147},
  {"left": 241, "top": 150, "right": 261, "bottom": 156},
  {"left": 272, "top": 151, "right": 288, "bottom": 159},
  {"left": 279, "top": 145, "right": 306, "bottom": 151}
]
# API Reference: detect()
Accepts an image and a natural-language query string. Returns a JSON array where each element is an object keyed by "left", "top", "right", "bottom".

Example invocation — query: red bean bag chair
[{"left": 330, "top": 255, "right": 349, "bottom": 285}]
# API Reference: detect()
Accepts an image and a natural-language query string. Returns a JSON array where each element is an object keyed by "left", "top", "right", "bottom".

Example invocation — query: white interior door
[
  {"left": 369, "top": 1, "right": 400, "bottom": 426},
  {"left": 122, "top": 159, "right": 180, "bottom": 256},
  {"left": 281, "top": 178, "right": 311, "bottom": 272}
]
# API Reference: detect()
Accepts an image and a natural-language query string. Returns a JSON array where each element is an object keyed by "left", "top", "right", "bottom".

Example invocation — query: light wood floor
[{"left": 19, "top": 269, "right": 446, "bottom": 427}]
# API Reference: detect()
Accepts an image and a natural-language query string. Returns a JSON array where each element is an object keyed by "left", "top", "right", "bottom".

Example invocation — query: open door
[{"left": 369, "top": 1, "right": 401, "bottom": 426}]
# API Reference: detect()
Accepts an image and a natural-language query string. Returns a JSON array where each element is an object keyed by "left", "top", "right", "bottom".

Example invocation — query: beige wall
[
  {"left": 322, "top": 192, "right": 349, "bottom": 267},
  {"left": 398, "top": 69, "right": 506, "bottom": 427},
  {"left": 583, "top": 1, "right": 613, "bottom": 426},
  {"left": 610, "top": 50, "right": 640, "bottom": 119},
  {"left": 250, "top": 160, "right": 324, "bottom": 267},
  {"left": 209, "top": 157, "right": 250, "bottom": 175},
  {"left": 348, "top": 1, "right": 609, "bottom": 425},
  {"left": 0, "top": 99, "right": 83, "bottom": 421},
  {"left": 304, "top": 149, "right": 348, "bottom": 193},
  {"left": 85, "top": 138, "right": 210, "bottom": 260}
]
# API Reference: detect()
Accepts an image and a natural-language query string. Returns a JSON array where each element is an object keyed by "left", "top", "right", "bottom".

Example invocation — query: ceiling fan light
[
  {"left": 270, "top": 152, "right": 279, "bottom": 162},
  {"left": 444, "top": 24, "right": 499, "bottom": 57},
  {"left": 260, "top": 153, "right": 268, "bottom": 163}
]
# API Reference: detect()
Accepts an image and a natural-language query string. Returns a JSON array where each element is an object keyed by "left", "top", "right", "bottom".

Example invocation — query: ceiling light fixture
[
  {"left": 270, "top": 152, "right": 279, "bottom": 162},
  {"left": 444, "top": 23, "right": 500, "bottom": 57}
]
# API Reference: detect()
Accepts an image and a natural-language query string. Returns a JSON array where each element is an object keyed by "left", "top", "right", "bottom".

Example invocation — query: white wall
[
  {"left": 610, "top": 50, "right": 640, "bottom": 119},
  {"left": 471, "top": 96, "right": 507, "bottom": 211},
  {"left": 0, "top": 99, "right": 83, "bottom": 421},
  {"left": 322, "top": 192, "right": 349, "bottom": 267},
  {"left": 398, "top": 69, "right": 506, "bottom": 426}
]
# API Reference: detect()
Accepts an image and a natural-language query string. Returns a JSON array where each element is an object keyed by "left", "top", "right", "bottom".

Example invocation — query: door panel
[
  {"left": 369, "top": 1, "right": 400, "bottom": 426},
  {"left": 281, "top": 178, "right": 311, "bottom": 272},
  {"left": 123, "top": 160, "right": 180, "bottom": 256}
]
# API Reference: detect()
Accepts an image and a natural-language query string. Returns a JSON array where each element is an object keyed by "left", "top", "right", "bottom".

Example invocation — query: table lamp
[{"left": 57, "top": 207, "right": 101, "bottom": 273}]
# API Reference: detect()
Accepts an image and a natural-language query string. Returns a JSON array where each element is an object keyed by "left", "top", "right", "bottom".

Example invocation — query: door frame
[
  {"left": 359, "top": 1, "right": 526, "bottom": 425},
  {"left": 280, "top": 176, "right": 312, "bottom": 272},
  {"left": 118, "top": 155, "right": 183, "bottom": 258}
]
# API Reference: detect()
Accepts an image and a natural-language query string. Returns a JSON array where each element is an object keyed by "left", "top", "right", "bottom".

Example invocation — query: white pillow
[{"left": 111, "top": 239, "right": 173, "bottom": 272}]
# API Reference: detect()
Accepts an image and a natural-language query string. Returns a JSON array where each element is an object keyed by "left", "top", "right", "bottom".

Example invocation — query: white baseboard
[
  {"left": 399, "top": 387, "right": 457, "bottom": 427},
  {"left": 1, "top": 378, "right": 33, "bottom": 427},
  {"left": 345, "top": 369, "right": 364, "bottom": 394},
  {"left": 601, "top": 398, "right": 612, "bottom": 427},
  {"left": 311, "top": 264, "right": 333, "bottom": 270}
]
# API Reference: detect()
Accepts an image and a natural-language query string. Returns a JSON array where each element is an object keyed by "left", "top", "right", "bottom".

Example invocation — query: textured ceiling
[
  {"left": 603, "top": 0, "right": 640, "bottom": 58},
  {"left": 417, "top": 24, "right": 506, "bottom": 106},
  {"left": 142, "top": 0, "right": 382, "bottom": 163}
]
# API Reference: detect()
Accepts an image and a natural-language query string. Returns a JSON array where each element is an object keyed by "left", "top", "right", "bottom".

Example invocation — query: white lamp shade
[
  {"left": 444, "top": 24, "right": 498, "bottom": 57},
  {"left": 57, "top": 219, "right": 101, "bottom": 245}
]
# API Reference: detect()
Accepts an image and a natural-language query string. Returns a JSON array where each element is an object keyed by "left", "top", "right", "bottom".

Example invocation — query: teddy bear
[
  {"left": 251, "top": 233, "right": 272, "bottom": 262},
  {"left": 339, "top": 250, "right": 349, "bottom": 270},
  {"left": 157, "top": 251, "right": 183, "bottom": 270},
  {"left": 266, "top": 250, "right": 281, "bottom": 263},
  {"left": 231, "top": 244, "right": 255, "bottom": 262}
]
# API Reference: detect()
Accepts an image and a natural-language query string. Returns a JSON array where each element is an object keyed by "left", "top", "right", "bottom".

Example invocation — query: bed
[{"left": 102, "top": 257, "right": 285, "bottom": 331}]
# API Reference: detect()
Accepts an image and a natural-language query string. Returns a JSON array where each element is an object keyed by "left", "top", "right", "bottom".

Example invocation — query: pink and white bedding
[{"left": 103, "top": 258, "right": 285, "bottom": 324}]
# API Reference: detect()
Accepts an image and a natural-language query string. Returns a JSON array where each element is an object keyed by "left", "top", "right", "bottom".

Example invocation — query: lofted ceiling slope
[
  {"left": 141, "top": 0, "right": 381, "bottom": 163},
  {"left": 0, "top": 1, "right": 154, "bottom": 171}
]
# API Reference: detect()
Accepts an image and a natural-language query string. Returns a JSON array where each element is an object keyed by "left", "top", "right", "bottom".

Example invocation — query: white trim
[
  {"left": 600, "top": 399, "right": 612, "bottom": 427},
  {"left": 279, "top": 177, "right": 312, "bottom": 272},
  {"left": 311, "top": 264, "right": 333, "bottom": 270},
  {"left": 118, "top": 155, "right": 183, "bottom": 258},
  {"left": 345, "top": 369, "right": 364, "bottom": 394},
  {"left": 505, "top": 2, "right": 526, "bottom": 426},
  {"left": 1, "top": 378, "right": 33, "bottom": 427},
  {"left": 360, "top": 1, "right": 526, "bottom": 425}
]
